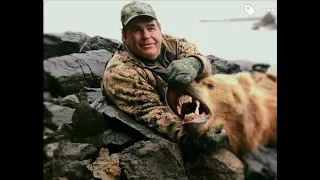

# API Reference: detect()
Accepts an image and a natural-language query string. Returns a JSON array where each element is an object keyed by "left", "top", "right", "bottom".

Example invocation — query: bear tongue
[
  {"left": 183, "top": 113, "right": 207, "bottom": 124},
  {"left": 183, "top": 113, "right": 197, "bottom": 123}
]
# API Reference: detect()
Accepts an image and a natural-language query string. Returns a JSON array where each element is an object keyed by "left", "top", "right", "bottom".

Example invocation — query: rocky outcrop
[
  {"left": 243, "top": 147, "right": 277, "bottom": 180},
  {"left": 44, "top": 31, "right": 121, "bottom": 60},
  {"left": 252, "top": 12, "right": 277, "bottom": 30},
  {"left": 185, "top": 148, "right": 245, "bottom": 180},
  {"left": 119, "top": 139, "right": 188, "bottom": 180},
  {"left": 43, "top": 49, "right": 113, "bottom": 97},
  {"left": 44, "top": 31, "right": 90, "bottom": 60},
  {"left": 43, "top": 31, "right": 277, "bottom": 180},
  {"left": 79, "top": 35, "right": 121, "bottom": 53}
]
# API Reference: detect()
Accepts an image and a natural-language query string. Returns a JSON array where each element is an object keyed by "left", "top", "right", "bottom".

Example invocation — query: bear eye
[{"left": 207, "top": 83, "right": 214, "bottom": 88}]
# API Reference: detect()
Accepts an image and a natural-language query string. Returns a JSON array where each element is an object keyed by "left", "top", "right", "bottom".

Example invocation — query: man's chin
[{"left": 140, "top": 51, "right": 159, "bottom": 60}]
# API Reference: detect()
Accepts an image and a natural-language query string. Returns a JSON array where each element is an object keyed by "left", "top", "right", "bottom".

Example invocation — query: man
[{"left": 101, "top": 1, "right": 227, "bottom": 151}]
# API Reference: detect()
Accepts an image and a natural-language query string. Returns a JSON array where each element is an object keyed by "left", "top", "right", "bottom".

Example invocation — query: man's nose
[{"left": 141, "top": 29, "right": 151, "bottom": 39}]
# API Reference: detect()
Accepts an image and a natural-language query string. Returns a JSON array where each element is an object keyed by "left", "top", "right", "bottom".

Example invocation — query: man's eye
[{"left": 148, "top": 27, "right": 155, "bottom": 31}]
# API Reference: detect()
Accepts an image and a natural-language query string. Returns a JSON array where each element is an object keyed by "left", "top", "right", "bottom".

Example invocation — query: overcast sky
[
  {"left": 44, "top": 0, "right": 277, "bottom": 65},
  {"left": 44, "top": 0, "right": 277, "bottom": 40}
]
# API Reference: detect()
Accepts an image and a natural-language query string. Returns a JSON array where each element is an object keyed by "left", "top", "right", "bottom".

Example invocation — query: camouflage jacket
[{"left": 101, "top": 34, "right": 212, "bottom": 143}]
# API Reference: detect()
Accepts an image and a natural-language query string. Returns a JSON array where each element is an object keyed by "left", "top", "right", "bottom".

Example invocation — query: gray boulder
[
  {"left": 44, "top": 141, "right": 98, "bottom": 180},
  {"left": 79, "top": 35, "right": 121, "bottom": 53},
  {"left": 44, "top": 31, "right": 90, "bottom": 60},
  {"left": 119, "top": 139, "right": 189, "bottom": 180},
  {"left": 43, "top": 102, "right": 75, "bottom": 130},
  {"left": 185, "top": 148, "right": 245, "bottom": 180},
  {"left": 43, "top": 49, "right": 113, "bottom": 97}
]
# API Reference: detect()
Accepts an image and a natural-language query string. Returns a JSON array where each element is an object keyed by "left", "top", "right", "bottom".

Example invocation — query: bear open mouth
[{"left": 173, "top": 93, "right": 211, "bottom": 124}]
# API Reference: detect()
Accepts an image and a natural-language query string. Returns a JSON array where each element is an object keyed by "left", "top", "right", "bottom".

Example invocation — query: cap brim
[{"left": 123, "top": 14, "right": 157, "bottom": 26}]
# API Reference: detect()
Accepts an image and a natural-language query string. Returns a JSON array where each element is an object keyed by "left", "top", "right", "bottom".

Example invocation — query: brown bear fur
[{"left": 172, "top": 71, "right": 277, "bottom": 156}]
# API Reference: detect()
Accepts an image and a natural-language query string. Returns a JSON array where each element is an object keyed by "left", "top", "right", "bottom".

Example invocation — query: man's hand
[
  {"left": 198, "top": 124, "right": 229, "bottom": 151},
  {"left": 180, "top": 124, "right": 229, "bottom": 155},
  {"left": 167, "top": 57, "right": 201, "bottom": 89}
]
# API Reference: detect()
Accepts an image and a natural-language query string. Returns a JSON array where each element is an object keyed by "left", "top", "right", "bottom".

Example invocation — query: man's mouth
[
  {"left": 140, "top": 44, "right": 154, "bottom": 48},
  {"left": 174, "top": 94, "right": 211, "bottom": 124}
]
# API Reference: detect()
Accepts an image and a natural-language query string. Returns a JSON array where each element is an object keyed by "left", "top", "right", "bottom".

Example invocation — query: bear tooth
[
  {"left": 179, "top": 95, "right": 192, "bottom": 105},
  {"left": 177, "top": 105, "right": 182, "bottom": 115},
  {"left": 195, "top": 100, "right": 200, "bottom": 115}
]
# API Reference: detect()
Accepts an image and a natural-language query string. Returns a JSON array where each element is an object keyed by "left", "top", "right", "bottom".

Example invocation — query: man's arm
[
  {"left": 176, "top": 38, "right": 212, "bottom": 79},
  {"left": 102, "top": 54, "right": 183, "bottom": 142},
  {"left": 166, "top": 37, "right": 212, "bottom": 89}
]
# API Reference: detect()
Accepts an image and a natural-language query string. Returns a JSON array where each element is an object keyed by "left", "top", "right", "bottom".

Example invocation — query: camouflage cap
[{"left": 121, "top": 1, "right": 157, "bottom": 26}]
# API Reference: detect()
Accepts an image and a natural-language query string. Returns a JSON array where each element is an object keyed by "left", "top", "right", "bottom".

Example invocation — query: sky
[{"left": 44, "top": 0, "right": 277, "bottom": 66}]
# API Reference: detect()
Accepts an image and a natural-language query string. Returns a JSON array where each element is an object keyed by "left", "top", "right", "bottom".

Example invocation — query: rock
[
  {"left": 44, "top": 31, "right": 90, "bottom": 60},
  {"left": 52, "top": 177, "right": 68, "bottom": 180},
  {"left": 44, "top": 161, "right": 53, "bottom": 180},
  {"left": 45, "top": 141, "right": 99, "bottom": 180},
  {"left": 44, "top": 102, "right": 53, "bottom": 121},
  {"left": 79, "top": 35, "right": 121, "bottom": 53},
  {"left": 44, "top": 127, "right": 55, "bottom": 143},
  {"left": 44, "top": 92, "right": 52, "bottom": 101},
  {"left": 84, "top": 87, "right": 103, "bottom": 104},
  {"left": 243, "top": 147, "right": 277, "bottom": 180},
  {"left": 53, "top": 142, "right": 98, "bottom": 161},
  {"left": 87, "top": 148, "right": 121, "bottom": 180},
  {"left": 207, "top": 55, "right": 272, "bottom": 74},
  {"left": 43, "top": 49, "right": 113, "bottom": 97},
  {"left": 44, "top": 102, "right": 75, "bottom": 130},
  {"left": 231, "top": 60, "right": 256, "bottom": 72},
  {"left": 232, "top": 60, "right": 272, "bottom": 74},
  {"left": 53, "top": 102, "right": 107, "bottom": 142},
  {"left": 185, "top": 148, "right": 244, "bottom": 180},
  {"left": 119, "top": 139, "right": 188, "bottom": 180},
  {"left": 51, "top": 159, "right": 93, "bottom": 180},
  {"left": 75, "top": 87, "right": 103, "bottom": 104},
  {"left": 45, "top": 142, "right": 60, "bottom": 159},
  {"left": 252, "top": 12, "right": 277, "bottom": 30},
  {"left": 90, "top": 97, "right": 162, "bottom": 139},
  {"left": 44, "top": 94, "right": 63, "bottom": 105},
  {"left": 84, "top": 129, "right": 134, "bottom": 151},
  {"left": 206, "top": 55, "right": 243, "bottom": 74},
  {"left": 62, "top": 94, "right": 80, "bottom": 108}
]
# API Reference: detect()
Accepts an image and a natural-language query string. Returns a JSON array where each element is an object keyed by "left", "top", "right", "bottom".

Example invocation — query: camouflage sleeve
[
  {"left": 176, "top": 38, "right": 212, "bottom": 78},
  {"left": 102, "top": 54, "right": 183, "bottom": 143}
]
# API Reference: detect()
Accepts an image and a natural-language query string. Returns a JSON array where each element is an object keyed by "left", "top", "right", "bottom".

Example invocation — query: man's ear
[
  {"left": 121, "top": 30, "right": 127, "bottom": 42},
  {"left": 156, "top": 20, "right": 162, "bottom": 31}
]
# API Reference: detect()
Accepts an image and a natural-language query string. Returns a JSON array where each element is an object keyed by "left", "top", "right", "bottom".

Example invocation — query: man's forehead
[{"left": 128, "top": 18, "right": 157, "bottom": 28}]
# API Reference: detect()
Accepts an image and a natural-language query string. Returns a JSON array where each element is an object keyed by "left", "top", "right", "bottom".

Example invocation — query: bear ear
[{"left": 235, "top": 72, "right": 255, "bottom": 92}]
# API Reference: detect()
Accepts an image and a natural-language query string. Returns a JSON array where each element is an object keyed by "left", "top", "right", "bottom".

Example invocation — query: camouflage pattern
[
  {"left": 121, "top": 1, "right": 157, "bottom": 26},
  {"left": 101, "top": 34, "right": 212, "bottom": 143}
]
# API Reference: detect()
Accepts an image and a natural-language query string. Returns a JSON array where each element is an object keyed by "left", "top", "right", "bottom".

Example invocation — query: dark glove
[
  {"left": 166, "top": 57, "right": 201, "bottom": 89},
  {"left": 180, "top": 124, "right": 229, "bottom": 155},
  {"left": 198, "top": 124, "right": 229, "bottom": 151}
]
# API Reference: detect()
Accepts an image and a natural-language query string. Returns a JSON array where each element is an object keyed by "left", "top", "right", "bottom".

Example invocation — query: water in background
[{"left": 44, "top": 0, "right": 277, "bottom": 66}]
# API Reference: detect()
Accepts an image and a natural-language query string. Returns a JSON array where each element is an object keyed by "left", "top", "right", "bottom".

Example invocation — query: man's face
[{"left": 123, "top": 17, "right": 162, "bottom": 60}]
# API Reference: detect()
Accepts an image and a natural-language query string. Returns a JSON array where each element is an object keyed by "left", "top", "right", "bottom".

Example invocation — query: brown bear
[{"left": 166, "top": 71, "right": 277, "bottom": 157}]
